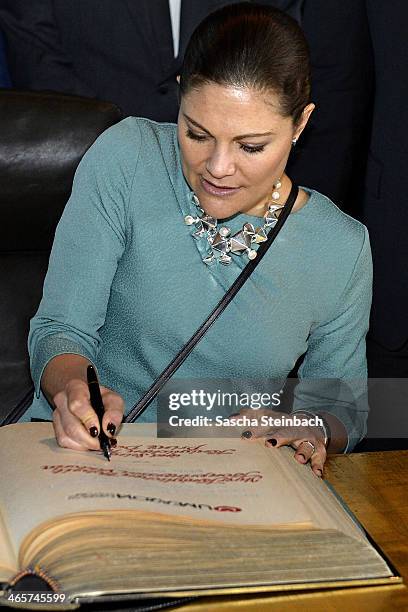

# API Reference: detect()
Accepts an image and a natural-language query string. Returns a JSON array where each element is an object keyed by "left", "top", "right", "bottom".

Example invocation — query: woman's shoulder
[
  {"left": 96, "top": 116, "right": 177, "bottom": 151},
  {"left": 300, "top": 187, "right": 369, "bottom": 252},
  {"left": 296, "top": 189, "right": 372, "bottom": 318},
  {"left": 76, "top": 117, "right": 178, "bottom": 180},
  {"left": 84, "top": 116, "right": 176, "bottom": 154}
]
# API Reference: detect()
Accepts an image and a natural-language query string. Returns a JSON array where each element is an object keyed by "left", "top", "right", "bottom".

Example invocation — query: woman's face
[{"left": 178, "top": 83, "right": 313, "bottom": 219}]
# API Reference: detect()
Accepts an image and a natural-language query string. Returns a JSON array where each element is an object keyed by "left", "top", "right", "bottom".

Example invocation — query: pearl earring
[
  {"left": 292, "top": 138, "right": 298, "bottom": 147},
  {"left": 271, "top": 179, "right": 282, "bottom": 201}
]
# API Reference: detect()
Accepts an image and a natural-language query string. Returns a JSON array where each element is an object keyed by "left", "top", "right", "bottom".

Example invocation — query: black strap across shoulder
[{"left": 125, "top": 184, "right": 299, "bottom": 423}]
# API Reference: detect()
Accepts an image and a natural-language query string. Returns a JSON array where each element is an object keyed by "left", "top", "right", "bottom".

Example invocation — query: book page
[
  {"left": 0, "top": 422, "right": 358, "bottom": 555},
  {"left": 257, "top": 444, "right": 365, "bottom": 539}
]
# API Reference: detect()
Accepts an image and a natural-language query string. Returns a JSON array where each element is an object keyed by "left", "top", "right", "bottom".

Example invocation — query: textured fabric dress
[{"left": 25, "top": 118, "right": 372, "bottom": 450}]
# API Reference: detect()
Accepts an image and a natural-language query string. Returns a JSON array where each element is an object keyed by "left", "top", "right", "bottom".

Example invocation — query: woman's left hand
[{"left": 231, "top": 408, "right": 327, "bottom": 477}]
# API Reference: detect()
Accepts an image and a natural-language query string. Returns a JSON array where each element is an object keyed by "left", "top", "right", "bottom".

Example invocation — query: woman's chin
[
  {"left": 197, "top": 194, "right": 240, "bottom": 220},
  {"left": 201, "top": 203, "right": 238, "bottom": 220}
]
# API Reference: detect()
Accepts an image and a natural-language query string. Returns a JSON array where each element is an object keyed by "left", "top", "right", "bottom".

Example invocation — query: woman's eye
[
  {"left": 186, "top": 128, "right": 207, "bottom": 142},
  {"left": 240, "top": 143, "right": 265, "bottom": 154},
  {"left": 185, "top": 129, "right": 265, "bottom": 154}
]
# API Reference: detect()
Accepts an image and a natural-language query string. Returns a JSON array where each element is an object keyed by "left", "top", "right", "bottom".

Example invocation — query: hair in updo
[{"left": 179, "top": 2, "right": 311, "bottom": 125}]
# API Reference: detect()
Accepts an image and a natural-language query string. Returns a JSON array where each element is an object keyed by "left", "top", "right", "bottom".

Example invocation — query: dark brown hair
[{"left": 179, "top": 2, "right": 311, "bottom": 125}]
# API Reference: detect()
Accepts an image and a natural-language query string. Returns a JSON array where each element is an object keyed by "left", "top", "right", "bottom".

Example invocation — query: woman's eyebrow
[
  {"left": 183, "top": 113, "right": 213, "bottom": 135},
  {"left": 183, "top": 113, "right": 276, "bottom": 139}
]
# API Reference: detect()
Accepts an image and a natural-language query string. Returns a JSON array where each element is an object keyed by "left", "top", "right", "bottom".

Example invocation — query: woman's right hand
[{"left": 52, "top": 378, "right": 124, "bottom": 452}]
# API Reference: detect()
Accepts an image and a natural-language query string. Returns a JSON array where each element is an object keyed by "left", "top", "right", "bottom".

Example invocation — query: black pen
[{"left": 87, "top": 365, "right": 111, "bottom": 461}]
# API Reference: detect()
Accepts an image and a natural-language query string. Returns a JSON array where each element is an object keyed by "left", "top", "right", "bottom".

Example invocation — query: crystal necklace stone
[
  {"left": 201, "top": 215, "right": 217, "bottom": 231},
  {"left": 212, "top": 232, "right": 230, "bottom": 254},
  {"left": 230, "top": 230, "right": 251, "bottom": 253},
  {"left": 253, "top": 227, "right": 268, "bottom": 243}
]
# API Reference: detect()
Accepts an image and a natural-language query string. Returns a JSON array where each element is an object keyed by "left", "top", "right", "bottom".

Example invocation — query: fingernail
[
  {"left": 89, "top": 426, "right": 98, "bottom": 438},
  {"left": 316, "top": 469, "right": 323, "bottom": 477},
  {"left": 241, "top": 430, "right": 252, "bottom": 439},
  {"left": 268, "top": 438, "right": 277, "bottom": 447},
  {"left": 110, "top": 438, "right": 117, "bottom": 447},
  {"left": 107, "top": 422, "right": 116, "bottom": 436}
]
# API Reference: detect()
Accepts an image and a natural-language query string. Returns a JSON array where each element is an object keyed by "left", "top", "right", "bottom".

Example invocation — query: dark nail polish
[
  {"left": 89, "top": 426, "right": 98, "bottom": 438},
  {"left": 241, "top": 430, "right": 252, "bottom": 439},
  {"left": 110, "top": 438, "right": 117, "bottom": 447},
  {"left": 107, "top": 422, "right": 116, "bottom": 436},
  {"left": 268, "top": 438, "right": 277, "bottom": 447}
]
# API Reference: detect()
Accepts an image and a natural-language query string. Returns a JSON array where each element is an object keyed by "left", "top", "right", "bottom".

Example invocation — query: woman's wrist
[
  {"left": 320, "top": 412, "right": 348, "bottom": 453},
  {"left": 41, "top": 354, "right": 92, "bottom": 407},
  {"left": 291, "top": 410, "right": 327, "bottom": 448},
  {"left": 291, "top": 410, "right": 347, "bottom": 453}
]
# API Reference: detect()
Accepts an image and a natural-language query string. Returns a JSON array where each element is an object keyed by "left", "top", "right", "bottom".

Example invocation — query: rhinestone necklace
[{"left": 184, "top": 179, "right": 285, "bottom": 265}]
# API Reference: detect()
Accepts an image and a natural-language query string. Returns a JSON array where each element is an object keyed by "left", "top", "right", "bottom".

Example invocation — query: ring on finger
[{"left": 300, "top": 440, "right": 316, "bottom": 455}]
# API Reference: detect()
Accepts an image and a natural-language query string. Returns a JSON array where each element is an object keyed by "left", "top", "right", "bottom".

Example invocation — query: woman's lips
[{"left": 200, "top": 176, "right": 241, "bottom": 197}]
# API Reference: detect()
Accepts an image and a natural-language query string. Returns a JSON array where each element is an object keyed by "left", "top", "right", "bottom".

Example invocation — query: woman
[{"left": 25, "top": 4, "right": 372, "bottom": 476}]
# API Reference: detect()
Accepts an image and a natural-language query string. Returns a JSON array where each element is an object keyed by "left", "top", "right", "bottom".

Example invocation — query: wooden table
[{"left": 180, "top": 450, "right": 408, "bottom": 611}]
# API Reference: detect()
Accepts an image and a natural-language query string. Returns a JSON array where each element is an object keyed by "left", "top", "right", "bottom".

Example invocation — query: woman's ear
[{"left": 294, "top": 103, "right": 315, "bottom": 140}]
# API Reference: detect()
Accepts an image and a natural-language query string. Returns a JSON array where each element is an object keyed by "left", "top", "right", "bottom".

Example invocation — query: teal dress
[{"left": 25, "top": 118, "right": 372, "bottom": 450}]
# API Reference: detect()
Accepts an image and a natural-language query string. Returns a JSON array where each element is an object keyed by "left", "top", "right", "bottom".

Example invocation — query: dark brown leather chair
[{"left": 0, "top": 89, "right": 122, "bottom": 425}]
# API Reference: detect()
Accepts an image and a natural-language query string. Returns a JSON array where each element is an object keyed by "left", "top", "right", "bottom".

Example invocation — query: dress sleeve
[
  {"left": 294, "top": 226, "right": 373, "bottom": 451},
  {"left": 28, "top": 120, "right": 140, "bottom": 398}
]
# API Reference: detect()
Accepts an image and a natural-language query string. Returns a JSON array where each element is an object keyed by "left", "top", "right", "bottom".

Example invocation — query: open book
[{"left": 0, "top": 423, "right": 400, "bottom": 609}]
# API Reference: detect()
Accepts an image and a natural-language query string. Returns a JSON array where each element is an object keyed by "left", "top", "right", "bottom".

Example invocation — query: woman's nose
[{"left": 205, "top": 146, "right": 235, "bottom": 178}]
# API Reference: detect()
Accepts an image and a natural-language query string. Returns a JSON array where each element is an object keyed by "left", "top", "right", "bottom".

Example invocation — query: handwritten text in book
[{"left": 41, "top": 465, "right": 263, "bottom": 484}]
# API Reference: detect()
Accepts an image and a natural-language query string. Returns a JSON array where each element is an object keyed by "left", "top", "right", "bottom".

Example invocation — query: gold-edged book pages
[{"left": 0, "top": 423, "right": 400, "bottom": 609}]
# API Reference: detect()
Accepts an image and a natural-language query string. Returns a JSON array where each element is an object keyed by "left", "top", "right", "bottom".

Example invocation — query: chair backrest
[{"left": 0, "top": 89, "right": 122, "bottom": 424}]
